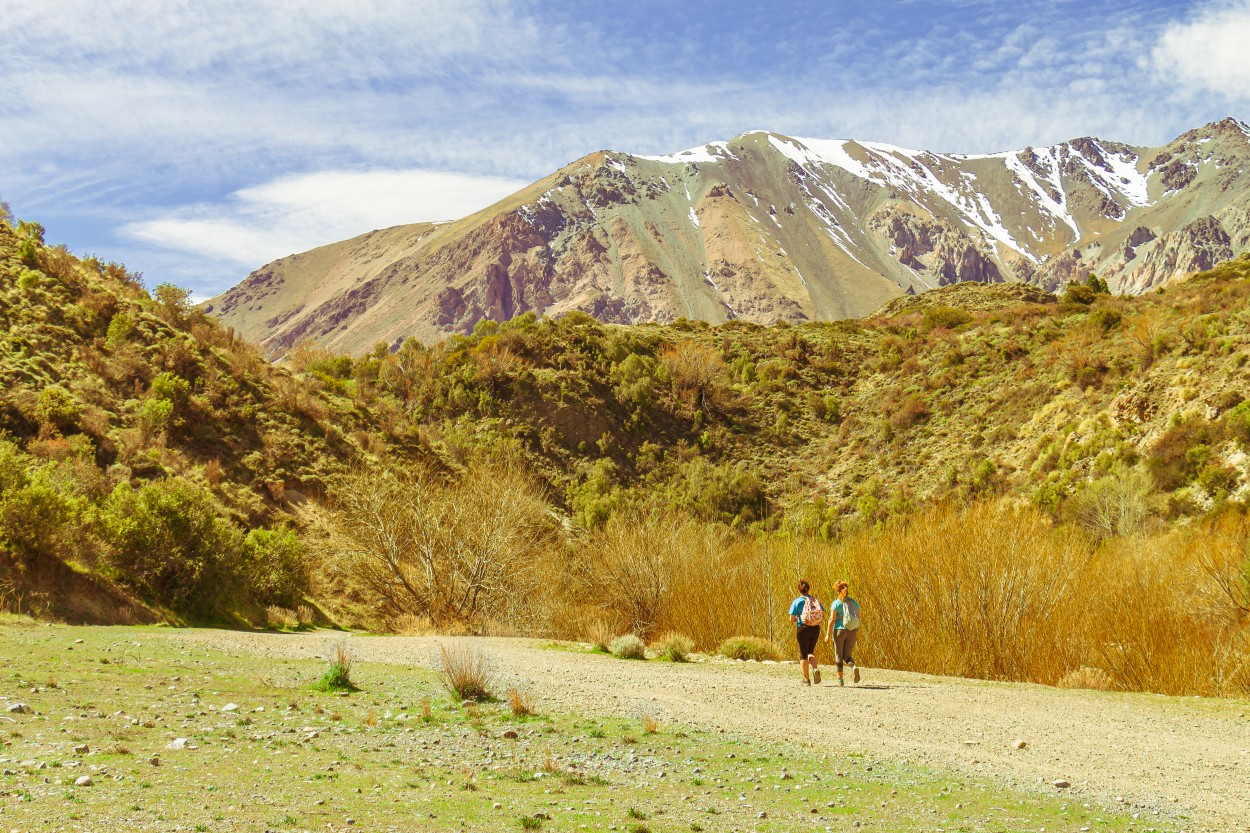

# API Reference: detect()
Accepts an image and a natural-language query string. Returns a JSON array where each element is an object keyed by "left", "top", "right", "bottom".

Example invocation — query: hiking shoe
[
  {"left": 838, "top": 677, "right": 845, "bottom": 687},
  {"left": 808, "top": 655, "right": 821, "bottom": 685},
  {"left": 803, "top": 678, "right": 811, "bottom": 686},
  {"left": 853, "top": 665, "right": 861, "bottom": 684}
]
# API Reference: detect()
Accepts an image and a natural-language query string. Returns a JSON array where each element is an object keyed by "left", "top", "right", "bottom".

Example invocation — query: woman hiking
[
  {"left": 788, "top": 579, "right": 824, "bottom": 685},
  {"left": 824, "top": 580, "right": 861, "bottom": 686}
]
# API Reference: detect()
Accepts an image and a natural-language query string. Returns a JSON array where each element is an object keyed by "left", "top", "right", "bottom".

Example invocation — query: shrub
[
  {"left": 716, "top": 636, "right": 781, "bottom": 662},
  {"left": 242, "top": 526, "right": 305, "bottom": 607},
  {"left": 1057, "top": 666, "right": 1116, "bottom": 691},
  {"left": 437, "top": 642, "right": 494, "bottom": 701},
  {"left": 35, "top": 386, "right": 82, "bottom": 431},
  {"left": 584, "top": 618, "right": 617, "bottom": 652},
  {"left": 265, "top": 605, "right": 299, "bottom": 630},
  {"left": 313, "top": 642, "right": 358, "bottom": 692},
  {"left": 609, "top": 634, "right": 647, "bottom": 659},
  {"left": 656, "top": 631, "right": 694, "bottom": 662},
  {"left": 100, "top": 479, "right": 245, "bottom": 617},
  {"left": 922, "top": 306, "right": 973, "bottom": 331},
  {"left": 507, "top": 687, "right": 535, "bottom": 717}
]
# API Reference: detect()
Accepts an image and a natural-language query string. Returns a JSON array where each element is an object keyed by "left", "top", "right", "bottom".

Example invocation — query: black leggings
[{"left": 796, "top": 625, "right": 821, "bottom": 659}]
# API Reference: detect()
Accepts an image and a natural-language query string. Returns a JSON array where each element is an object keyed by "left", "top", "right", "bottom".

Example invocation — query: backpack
[
  {"left": 842, "top": 598, "right": 861, "bottom": 631},
  {"left": 800, "top": 595, "right": 824, "bottom": 626}
]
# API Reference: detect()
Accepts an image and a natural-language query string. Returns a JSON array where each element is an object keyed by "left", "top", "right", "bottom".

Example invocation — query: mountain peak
[{"left": 209, "top": 120, "right": 1250, "bottom": 356}]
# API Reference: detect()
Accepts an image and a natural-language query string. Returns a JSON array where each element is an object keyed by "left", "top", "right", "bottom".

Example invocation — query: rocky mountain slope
[{"left": 207, "top": 118, "right": 1250, "bottom": 356}]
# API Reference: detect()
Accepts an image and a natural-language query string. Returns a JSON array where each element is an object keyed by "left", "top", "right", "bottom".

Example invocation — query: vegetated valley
[{"left": 1, "top": 206, "right": 1249, "bottom": 698}]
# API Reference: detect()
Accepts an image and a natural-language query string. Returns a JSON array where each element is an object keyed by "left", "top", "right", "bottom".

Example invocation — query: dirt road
[{"left": 177, "top": 630, "right": 1250, "bottom": 831}]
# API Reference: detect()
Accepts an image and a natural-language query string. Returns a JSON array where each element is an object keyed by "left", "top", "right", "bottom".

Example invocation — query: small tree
[{"left": 331, "top": 461, "right": 552, "bottom": 628}]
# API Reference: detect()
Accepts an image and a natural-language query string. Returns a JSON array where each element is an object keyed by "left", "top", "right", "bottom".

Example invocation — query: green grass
[{"left": 0, "top": 622, "right": 1183, "bottom": 832}]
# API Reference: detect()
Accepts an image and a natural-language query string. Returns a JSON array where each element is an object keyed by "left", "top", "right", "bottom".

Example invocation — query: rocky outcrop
[{"left": 1121, "top": 216, "right": 1234, "bottom": 291}]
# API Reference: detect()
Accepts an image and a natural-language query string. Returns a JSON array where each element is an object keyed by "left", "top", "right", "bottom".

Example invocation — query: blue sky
[{"left": 2, "top": 0, "right": 1248, "bottom": 298}]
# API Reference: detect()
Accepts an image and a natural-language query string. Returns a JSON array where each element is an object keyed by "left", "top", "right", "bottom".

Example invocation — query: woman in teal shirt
[{"left": 824, "top": 580, "right": 861, "bottom": 686}]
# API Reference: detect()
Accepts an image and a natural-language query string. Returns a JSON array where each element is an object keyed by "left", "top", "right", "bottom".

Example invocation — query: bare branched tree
[
  {"left": 330, "top": 461, "right": 552, "bottom": 629},
  {"left": 659, "top": 340, "right": 725, "bottom": 412}
]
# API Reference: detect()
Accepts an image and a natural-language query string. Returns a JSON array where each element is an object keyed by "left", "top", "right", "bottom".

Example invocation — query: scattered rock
[
  {"left": 492, "top": 802, "right": 502, "bottom": 810},
  {"left": 757, "top": 811, "right": 768, "bottom": 819},
  {"left": 6, "top": 703, "right": 30, "bottom": 714},
  {"left": 221, "top": 703, "right": 238, "bottom": 713},
  {"left": 1053, "top": 779, "right": 1071, "bottom": 789},
  {"left": 74, "top": 775, "right": 93, "bottom": 787},
  {"left": 72, "top": 744, "right": 89, "bottom": 755},
  {"left": 148, "top": 757, "right": 160, "bottom": 766},
  {"left": 1013, "top": 739, "right": 1027, "bottom": 750},
  {"left": 165, "top": 738, "right": 188, "bottom": 750},
  {"left": 502, "top": 730, "right": 519, "bottom": 740},
  {"left": 73, "top": 639, "right": 84, "bottom": 644}
]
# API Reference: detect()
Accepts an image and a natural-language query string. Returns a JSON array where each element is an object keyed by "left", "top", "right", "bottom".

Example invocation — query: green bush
[
  {"left": 656, "top": 631, "right": 695, "bottom": 662},
  {"left": 716, "top": 636, "right": 781, "bottom": 662},
  {"left": 314, "top": 644, "right": 358, "bottom": 692},
  {"left": 105, "top": 312, "right": 135, "bottom": 348},
  {"left": 922, "top": 306, "right": 973, "bottom": 331},
  {"left": 609, "top": 634, "right": 647, "bottom": 659},
  {"left": 100, "top": 479, "right": 245, "bottom": 617},
  {"left": 243, "top": 526, "right": 306, "bottom": 606},
  {"left": 35, "top": 386, "right": 81, "bottom": 431}
]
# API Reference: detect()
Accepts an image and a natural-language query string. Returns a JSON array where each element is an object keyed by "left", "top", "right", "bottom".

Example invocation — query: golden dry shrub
[
  {"left": 1058, "top": 667, "right": 1116, "bottom": 691},
  {"left": 328, "top": 460, "right": 554, "bottom": 631}
]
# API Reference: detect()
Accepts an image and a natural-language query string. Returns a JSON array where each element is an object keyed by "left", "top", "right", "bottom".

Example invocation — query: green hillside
[{"left": 2, "top": 207, "right": 1248, "bottom": 697}]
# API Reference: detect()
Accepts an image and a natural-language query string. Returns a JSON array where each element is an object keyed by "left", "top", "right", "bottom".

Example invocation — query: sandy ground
[{"left": 172, "top": 629, "right": 1250, "bottom": 832}]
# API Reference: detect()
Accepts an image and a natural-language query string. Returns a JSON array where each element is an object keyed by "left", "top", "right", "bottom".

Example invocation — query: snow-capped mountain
[{"left": 207, "top": 118, "right": 1250, "bottom": 356}]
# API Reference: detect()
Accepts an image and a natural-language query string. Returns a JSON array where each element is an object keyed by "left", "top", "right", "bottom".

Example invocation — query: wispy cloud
[
  {"left": 1152, "top": 0, "right": 1250, "bottom": 100},
  {"left": 122, "top": 168, "right": 529, "bottom": 269}
]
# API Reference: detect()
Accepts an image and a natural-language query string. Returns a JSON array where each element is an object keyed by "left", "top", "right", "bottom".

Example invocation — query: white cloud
[
  {"left": 1153, "top": 0, "right": 1250, "bottom": 99},
  {"left": 121, "top": 169, "right": 529, "bottom": 267}
]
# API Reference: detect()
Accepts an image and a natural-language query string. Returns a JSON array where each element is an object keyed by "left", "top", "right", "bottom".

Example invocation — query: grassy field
[{"left": 0, "top": 618, "right": 1181, "bottom": 833}]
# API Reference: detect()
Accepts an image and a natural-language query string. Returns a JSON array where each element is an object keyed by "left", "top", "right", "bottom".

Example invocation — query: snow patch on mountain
[{"left": 639, "top": 141, "right": 735, "bottom": 165}]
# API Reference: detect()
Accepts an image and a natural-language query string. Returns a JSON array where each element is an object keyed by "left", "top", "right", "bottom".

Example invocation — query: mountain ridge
[{"left": 207, "top": 117, "right": 1250, "bottom": 357}]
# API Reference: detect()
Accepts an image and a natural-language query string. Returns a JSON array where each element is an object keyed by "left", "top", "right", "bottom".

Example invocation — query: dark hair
[{"left": 797, "top": 579, "right": 810, "bottom": 595}]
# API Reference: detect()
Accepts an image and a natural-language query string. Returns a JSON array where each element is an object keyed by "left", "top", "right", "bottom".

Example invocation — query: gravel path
[{"left": 173, "top": 630, "right": 1250, "bottom": 831}]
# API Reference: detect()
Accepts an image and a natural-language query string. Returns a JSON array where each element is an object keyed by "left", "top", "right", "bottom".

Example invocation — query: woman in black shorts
[{"left": 788, "top": 579, "right": 824, "bottom": 685}]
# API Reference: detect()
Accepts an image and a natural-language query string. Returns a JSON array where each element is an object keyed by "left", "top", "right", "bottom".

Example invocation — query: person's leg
[
  {"left": 808, "top": 627, "right": 821, "bottom": 684},
  {"left": 844, "top": 629, "right": 860, "bottom": 683},
  {"left": 797, "top": 631, "right": 811, "bottom": 683},
  {"left": 834, "top": 629, "right": 847, "bottom": 684}
]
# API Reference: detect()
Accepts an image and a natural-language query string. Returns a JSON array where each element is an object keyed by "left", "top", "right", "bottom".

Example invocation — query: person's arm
[
  {"left": 789, "top": 597, "right": 801, "bottom": 626},
  {"left": 824, "top": 600, "right": 838, "bottom": 642}
]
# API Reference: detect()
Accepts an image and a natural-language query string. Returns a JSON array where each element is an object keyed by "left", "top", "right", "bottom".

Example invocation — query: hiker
[
  {"left": 824, "top": 580, "right": 861, "bottom": 686},
  {"left": 788, "top": 579, "right": 824, "bottom": 685}
]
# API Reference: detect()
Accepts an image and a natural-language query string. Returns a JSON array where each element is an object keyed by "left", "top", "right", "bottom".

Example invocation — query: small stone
[
  {"left": 72, "top": 744, "right": 89, "bottom": 755},
  {"left": 1052, "top": 779, "right": 1071, "bottom": 789},
  {"left": 757, "top": 811, "right": 768, "bottom": 819},
  {"left": 502, "top": 730, "right": 519, "bottom": 740},
  {"left": 492, "top": 802, "right": 502, "bottom": 810},
  {"left": 1013, "top": 739, "right": 1028, "bottom": 750},
  {"left": 148, "top": 757, "right": 160, "bottom": 766},
  {"left": 165, "top": 738, "right": 188, "bottom": 750},
  {"left": 74, "top": 775, "right": 93, "bottom": 787},
  {"left": 346, "top": 818, "right": 356, "bottom": 826},
  {"left": 5, "top": 704, "right": 29, "bottom": 715},
  {"left": 74, "top": 639, "right": 84, "bottom": 644},
  {"left": 221, "top": 703, "right": 238, "bottom": 713}
]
